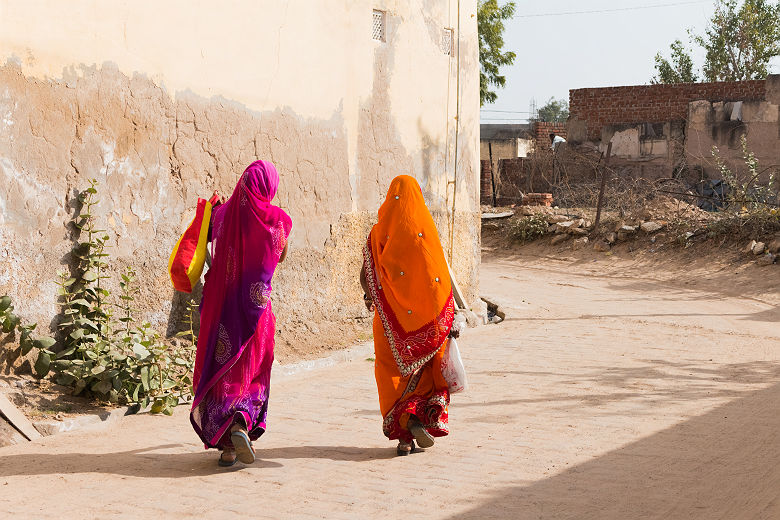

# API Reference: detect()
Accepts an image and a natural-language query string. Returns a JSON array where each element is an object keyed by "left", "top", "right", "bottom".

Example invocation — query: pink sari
[{"left": 190, "top": 160, "right": 292, "bottom": 449}]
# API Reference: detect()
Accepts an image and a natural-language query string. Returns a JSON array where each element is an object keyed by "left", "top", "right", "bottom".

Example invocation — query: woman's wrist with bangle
[{"left": 363, "top": 293, "right": 372, "bottom": 301}]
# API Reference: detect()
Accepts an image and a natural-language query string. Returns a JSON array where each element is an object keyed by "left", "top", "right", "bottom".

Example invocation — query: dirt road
[{"left": 1, "top": 254, "right": 779, "bottom": 519}]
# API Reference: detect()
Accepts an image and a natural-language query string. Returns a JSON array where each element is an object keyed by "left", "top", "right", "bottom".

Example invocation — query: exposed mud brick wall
[
  {"left": 569, "top": 80, "right": 767, "bottom": 140},
  {"left": 0, "top": 1, "right": 483, "bottom": 371},
  {"left": 496, "top": 158, "right": 528, "bottom": 205},
  {"left": 0, "top": 57, "right": 480, "bottom": 368},
  {"left": 534, "top": 122, "right": 567, "bottom": 150},
  {"left": 480, "top": 160, "right": 493, "bottom": 205}
]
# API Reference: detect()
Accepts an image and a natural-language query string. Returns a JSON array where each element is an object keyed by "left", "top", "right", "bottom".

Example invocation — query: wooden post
[
  {"left": 488, "top": 142, "right": 497, "bottom": 206},
  {"left": 445, "top": 257, "right": 466, "bottom": 310},
  {"left": 0, "top": 392, "right": 42, "bottom": 441},
  {"left": 592, "top": 142, "right": 612, "bottom": 231}
]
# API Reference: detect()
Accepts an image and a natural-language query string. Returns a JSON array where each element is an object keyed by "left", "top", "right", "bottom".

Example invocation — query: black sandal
[
  {"left": 231, "top": 429, "right": 256, "bottom": 464},
  {"left": 218, "top": 452, "right": 237, "bottom": 467},
  {"left": 396, "top": 440, "right": 416, "bottom": 456}
]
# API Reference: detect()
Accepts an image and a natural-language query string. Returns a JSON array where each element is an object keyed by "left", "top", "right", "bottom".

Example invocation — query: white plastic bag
[{"left": 441, "top": 337, "right": 468, "bottom": 394}]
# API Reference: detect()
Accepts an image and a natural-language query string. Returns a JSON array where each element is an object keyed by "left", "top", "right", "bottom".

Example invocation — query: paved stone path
[{"left": 1, "top": 255, "right": 779, "bottom": 519}]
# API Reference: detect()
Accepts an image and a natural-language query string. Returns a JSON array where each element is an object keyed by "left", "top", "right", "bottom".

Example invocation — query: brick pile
[
  {"left": 522, "top": 193, "right": 553, "bottom": 207},
  {"left": 569, "top": 79, "right": 767, "bottom": 140}
]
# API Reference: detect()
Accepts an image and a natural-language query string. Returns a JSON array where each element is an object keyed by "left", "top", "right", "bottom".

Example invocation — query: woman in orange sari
[{"left": 360, "top": 175, "right": 458, "bottom": 455}]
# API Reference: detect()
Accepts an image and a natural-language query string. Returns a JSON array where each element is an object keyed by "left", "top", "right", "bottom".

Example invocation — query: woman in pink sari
[{"left": 190, "top": 160, "right": 292, "bottom": 467}]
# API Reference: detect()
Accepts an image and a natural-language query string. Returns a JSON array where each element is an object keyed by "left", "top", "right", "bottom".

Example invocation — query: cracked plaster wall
[{"left": 0, "top": 1, "right": 480, "bottom": 363}]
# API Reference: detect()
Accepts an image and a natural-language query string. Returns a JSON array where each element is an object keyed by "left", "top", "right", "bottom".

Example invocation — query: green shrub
[
  {"left": 3, "top": 180, "right": 196, "bottom": 415},
  {"left": 509, "top": 215, "right": 549, "bottom": 243}
]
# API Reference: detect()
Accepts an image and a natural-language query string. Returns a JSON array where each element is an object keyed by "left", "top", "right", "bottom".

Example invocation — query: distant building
[
  {"left": 568, "top": 76, "right": 780, "bottom": 183},
  {"left": 480, "top": 123, "right": 534, "bottom": 164}
]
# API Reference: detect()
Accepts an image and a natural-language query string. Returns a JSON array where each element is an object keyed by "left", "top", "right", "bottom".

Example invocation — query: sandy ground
[{"left": 0, "top": 251, "right": 779, "bottom": 519}]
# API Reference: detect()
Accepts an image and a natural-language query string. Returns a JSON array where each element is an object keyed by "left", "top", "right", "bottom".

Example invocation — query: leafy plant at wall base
[
  {"left": 57, "top": 179, "right": 112, "bottom": 358},
  {"left": 175, "top": 297, "right": 199, "bottom": 351},
  {"left": 712, "top": 135, "right": 779, "bottom": 212},
  {"left": 0, "top": 295, "right": 56, "bottom": 376},
  {"left": 705, "top": 138, "right": 780, "bottom": 237},
  {"left": 3, "top": 181, "right": 195, "bottom": 414},
  {"left": 43, "top": 180, "right": 195, "bottom": 414}
]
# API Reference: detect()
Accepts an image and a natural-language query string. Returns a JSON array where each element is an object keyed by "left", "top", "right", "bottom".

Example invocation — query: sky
[{"left": 480, "top": 0, "right": 780, "bottom": 124}]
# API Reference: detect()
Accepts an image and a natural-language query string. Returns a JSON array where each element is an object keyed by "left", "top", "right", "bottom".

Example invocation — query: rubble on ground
[
  {"left": 744, "top": 237, "right": 779, "bottom": 265},
  {"left": 640, "top": 221, "right": 664, "bottom": 233},
  {"left": 630, "top": 195, "right": 711, "bottom": 223},
  {"left": 483, "top": 198, "right": 778, "bottom": 266}
]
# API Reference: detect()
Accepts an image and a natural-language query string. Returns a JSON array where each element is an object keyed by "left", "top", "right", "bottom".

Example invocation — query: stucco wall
[
  {"left": 0, "top": 1, "right": 480, "bottom": 364},
  {"left": 686, "top": 97, "right": 780, "bottom": 182}
]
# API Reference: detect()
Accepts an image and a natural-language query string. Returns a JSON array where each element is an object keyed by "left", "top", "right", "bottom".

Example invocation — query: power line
[{"left": 514, "top": 1, "right": 709, "bottom": 18}]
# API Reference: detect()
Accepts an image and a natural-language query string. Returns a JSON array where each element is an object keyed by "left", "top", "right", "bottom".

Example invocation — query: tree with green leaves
[
  {"left": 653, "top": 0, "right": 780, "bottom": 84},
  {"left": 535, "top": 97, "right": 569, "bottom": 122},
  {"left": 653, "top": 39, "right": 699, "bottom": 84},
  {"left": 478, "top": 0, "right": 516, "bottom": 106},
  {"left": 697, "top": 0, "right": 780, "bottom": 81}
]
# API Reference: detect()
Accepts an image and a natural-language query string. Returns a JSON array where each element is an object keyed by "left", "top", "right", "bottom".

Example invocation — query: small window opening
[
  {"left": 640, "top": 122, "right": 666, "bottom": 140},
  {"left": 372, "top": 10, "right": 386, "bottom": 42},
  {"left": 441, "top": 28, "right": 454, "bottom": 56}
]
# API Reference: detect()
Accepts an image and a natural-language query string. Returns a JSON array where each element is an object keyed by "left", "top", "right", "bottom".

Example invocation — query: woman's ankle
[{"left": 231, "top": 415, "right": 249, "bottom": 433}]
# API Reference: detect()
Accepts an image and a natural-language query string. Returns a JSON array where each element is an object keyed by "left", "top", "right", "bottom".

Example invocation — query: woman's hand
[
  {"left": 210, "top": 190, "right": 226, "bottom": 206},
  {"left": 359, "top": 264, "right": 374, "bottom": 312},
  {"left": 448, "top": 328, "right": 460, "bottom": 339}
]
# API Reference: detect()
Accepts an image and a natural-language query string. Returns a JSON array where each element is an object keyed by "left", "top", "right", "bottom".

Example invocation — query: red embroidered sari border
[{"left": 363, "top": 233, "right": 454, "bottom": 377}]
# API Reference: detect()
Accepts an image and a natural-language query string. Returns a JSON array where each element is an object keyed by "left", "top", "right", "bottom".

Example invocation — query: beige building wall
[
  {"left": 0, "top": 1, "right": 480, "bottom": 360},
  {"left": 686, "top": 95, "right": 780, "bottom": 183}
]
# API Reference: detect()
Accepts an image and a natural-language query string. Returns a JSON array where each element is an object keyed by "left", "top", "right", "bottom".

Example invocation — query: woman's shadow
[
  {"left": 0, "top": 444, "right": 395, "bottom": 479},
  {"left": 0, "top": 443, "right": 280, "bottom": 478}
]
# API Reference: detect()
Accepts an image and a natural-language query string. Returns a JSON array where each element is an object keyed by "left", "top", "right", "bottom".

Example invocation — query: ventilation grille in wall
[
  {"left": 372, "top": 10, "right": 386, "bottom": 42},
  {"left": 441, "top": 28, "right": 454, "bottom": 56}
]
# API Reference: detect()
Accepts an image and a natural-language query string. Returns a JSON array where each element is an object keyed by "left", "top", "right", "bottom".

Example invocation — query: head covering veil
[
  {"left": 362, "top": 175, "right": 454, "bottom": 376},
  {"left": 190, "top": 160, "right": 292, "bottom": 447}
]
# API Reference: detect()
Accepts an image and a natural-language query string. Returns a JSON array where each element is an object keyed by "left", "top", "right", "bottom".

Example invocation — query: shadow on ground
[
  {"left": 462, "top": 360, "right": 780, "bottom": 413},
  {"left": 0, "top": 444, "right": 283, "bottom": 478},
  {"left": 0, "top": 443, "right": 397, "bottom": 479},
  {"left": 259, "top": 445, "right": 395, "bottom": 462},
  {"left": 447, "top": 381, "right": 780, "bottom": 519}
]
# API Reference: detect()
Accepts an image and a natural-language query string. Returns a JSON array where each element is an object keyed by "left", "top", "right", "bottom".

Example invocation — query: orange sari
[{"left": 363, "top": 175, "right": 455, "bottom": 443}]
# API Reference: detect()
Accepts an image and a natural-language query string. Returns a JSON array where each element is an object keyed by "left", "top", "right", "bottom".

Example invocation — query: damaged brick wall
[
  {"left": 0, "top": 63, "right": 366, "bottom": 365},
  {"left": 569, "top": 80, "right": 766, "bottom": 141},
  {"left": 480, "top": 160, "right": 493, "bottom": 205},
  {"left": 480, "top": 122, "right": 568, "bottom": 206},
  {"left": 534, "top": 122, "right": 567, "bottom": 150}
]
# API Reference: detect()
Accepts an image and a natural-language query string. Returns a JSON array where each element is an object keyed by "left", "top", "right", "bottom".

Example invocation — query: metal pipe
[{"left": 447, "top": 0, "right": 461, "bottom": 264}]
